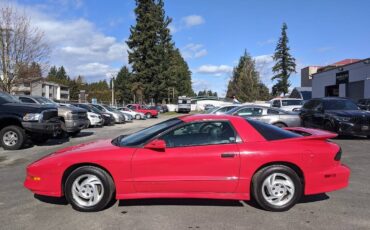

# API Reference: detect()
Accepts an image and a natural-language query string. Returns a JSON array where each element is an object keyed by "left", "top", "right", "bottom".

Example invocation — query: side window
[
  {"left": 303, "top": 100, "right": 315, "bottom": 110},
  {"left": 160, "top": 121, "right": 236, "bottom": 147},
  {"left": 236, "top": 107, "right": 262, "bottom": 116},
  {"left": 267, "top": 109, "right": 280, "bottom": 115},
  {"left": 19, "top": 97, "right": 36, "bottom": 103},
  {"left": 314, "top": 101, "right": 323, "bottom": 111},
  {"left": 272, "top": 100, "right": 281, "bottom": 107}
]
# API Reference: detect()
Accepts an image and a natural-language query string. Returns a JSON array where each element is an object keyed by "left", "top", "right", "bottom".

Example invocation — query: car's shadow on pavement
[
  {"left": 119, "top": 198, "right": 244, "bottom": 207},
  {"left": 34, "top": 193, "right": 330, "bottom": 209},
  {"left": 34, "top": 194, "right": 68, "bottom": 205},
  {"left": 300, "top": 193, "right": 329, "bottom": 203}
]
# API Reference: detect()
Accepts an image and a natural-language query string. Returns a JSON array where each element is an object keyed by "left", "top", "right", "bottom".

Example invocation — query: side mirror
[{"left": 144, "top": 139, "right": 166, "bottom": 151}]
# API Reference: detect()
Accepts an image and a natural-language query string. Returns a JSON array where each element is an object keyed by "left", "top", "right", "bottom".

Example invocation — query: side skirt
[{"left": 116, "top": 192, "right": 250, "bottom": 201}]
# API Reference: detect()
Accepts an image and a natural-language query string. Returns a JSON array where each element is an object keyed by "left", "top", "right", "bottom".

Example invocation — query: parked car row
[
  {"left": 0, "top": 92, "right": 160, "bottom": 150},
  {"left": 209, "top": 97, "right": 370, "bottom": 138}
]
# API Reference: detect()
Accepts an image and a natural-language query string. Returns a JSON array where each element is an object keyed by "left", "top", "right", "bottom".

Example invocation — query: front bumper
[
  {"left": 64, "top": 119, "right": 89, "bottom": 132},
  {"left": 22, "top": 120, "right": 61, "bottom": 135},
  {"left": 24, "top": 167, "right": 62, "bottom": 197},
  {"left": 89, "top": 117, "right": 103, "bottom": 126},
  {"left": 305, "top": 164, "right": 350, "bottom": 195},
  {"left": 336, "top": 121, "right": 370, "bottom": 136}
]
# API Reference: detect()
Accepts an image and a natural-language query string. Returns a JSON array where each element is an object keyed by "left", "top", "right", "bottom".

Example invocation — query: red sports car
[{"left": 24, "top": 115, "right": 350, "bottom": 212}]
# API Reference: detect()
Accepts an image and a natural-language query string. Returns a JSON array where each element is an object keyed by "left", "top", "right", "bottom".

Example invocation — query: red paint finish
[
  {"left": 126, "top": 104, "right": 158, "bottom": 117},
  {"left": 24, "top": 115, "right": 350, "bottom": 203}
]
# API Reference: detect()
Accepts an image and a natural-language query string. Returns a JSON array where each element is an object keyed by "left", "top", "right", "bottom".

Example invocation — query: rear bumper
[
  {"left": 305, "top": 164, "right": 350, "bottom": 195},
  {"left": 22, "top": 121, "right": 61, "bottom": 135}
]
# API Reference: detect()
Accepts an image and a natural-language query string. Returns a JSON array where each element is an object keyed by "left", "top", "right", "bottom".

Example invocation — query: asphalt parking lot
[{"left": 1, "top": 115, "right": 370, "bottom": 230}]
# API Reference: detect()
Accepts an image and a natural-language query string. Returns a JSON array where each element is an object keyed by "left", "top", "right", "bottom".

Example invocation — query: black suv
[
  {"left": 358, "top": 99, "right": 370, "bottom": 111},
  {"left": 0, "top": 92, "right": 61, "bottom": 150},
  {"left": 300, "top": 97, "right": 370, "bottom": 137}
]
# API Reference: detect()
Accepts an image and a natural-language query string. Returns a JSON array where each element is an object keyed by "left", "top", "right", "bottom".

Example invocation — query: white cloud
[
  {"left": 181, "top": 15, "right": 205, "bottom": 28},
  {"left": 181, "top": 43, "right": 207, "bottom": 59},
  {"left": 195, "top": 64, "right": 233, "bottom": 76},
  {"left": 257, "top": 38, "right": 275, "bottom": 46},
  {"left": 1, "top": 1, "right": 129, "bottom": 81},
  {"left": 192, "top": 79, "right": 209, "bottom": 92}
]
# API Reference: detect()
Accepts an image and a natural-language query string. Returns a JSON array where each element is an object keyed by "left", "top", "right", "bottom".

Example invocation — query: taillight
[{"left": 334, "top": 148, "right": 342, "bottom": 161}]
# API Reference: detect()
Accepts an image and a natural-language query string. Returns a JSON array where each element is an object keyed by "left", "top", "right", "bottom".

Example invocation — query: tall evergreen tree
[
  {"left": 127, "top": 0, "right": 160, "bottom": 102},
  {"left": 226, "top": 50, "right": 269, "bottom": 102},
  {"left": 127, "top": 0, "right": 193, "bottom": 103},
  {"left": 271, "top": 23, "right": 296, "bottom": 96},
  {"left": 115, "top": 66, "right": 133, "bottom": 104},
  {"left": 47, "top": 66, "right": 58, "bottom": 80}
]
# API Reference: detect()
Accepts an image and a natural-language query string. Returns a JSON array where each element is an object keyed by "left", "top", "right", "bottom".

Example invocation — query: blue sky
[{"left": 5, "top": 0, "right": 370, "bottom": 96}]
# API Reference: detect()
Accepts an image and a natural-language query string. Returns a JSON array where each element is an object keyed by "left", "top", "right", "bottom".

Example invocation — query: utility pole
[{"left": 111, "top": 77, "right": 115, "bottom": 106}]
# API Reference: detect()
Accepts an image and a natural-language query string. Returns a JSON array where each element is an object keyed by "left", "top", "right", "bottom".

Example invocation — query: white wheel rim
[
  {"left": 261, "top": 173, "right": 295, "bottom": 207},
  {"left": 71, "top": 174, "right": 104, "bottom": 207},
  {"left": 3, "top": 131, "right": 18, "bottom": 146}
]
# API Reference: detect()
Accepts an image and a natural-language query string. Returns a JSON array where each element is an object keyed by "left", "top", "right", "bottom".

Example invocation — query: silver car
[
  {"left": 208, "top": 105, "right": 240, "bottom": 115},
  {"left": 91, "top": 104, "right": 125, "bottom": 124},
  {"left": 226, "top": 105, "right": 301, "bottom": 127}
]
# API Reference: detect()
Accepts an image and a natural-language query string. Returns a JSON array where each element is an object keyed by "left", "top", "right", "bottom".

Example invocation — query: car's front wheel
[
  {"left": 252, "top": 165, "right": 302, "bottom": 212},
  {"left": 135, "top": 114, "right": 141, "bottom": 120},
  {"left": 145, "top": 113, "right": 151, "bottom": 119},
  {"left": 0, "top": 125, "right": 26, "bottom": 150},
  {"left": 65, "top": 166, "right": 115, "bottom": 212}
]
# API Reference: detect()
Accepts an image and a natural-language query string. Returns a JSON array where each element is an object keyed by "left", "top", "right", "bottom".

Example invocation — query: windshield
[
  {"left": 114, "top": 118, "right": 183, "bottom": 147},
  {"left": 323, "top": 100, "right": 359, "bottom": 110},
  {"left": 34, "top": 97, "right": 57, "bottom": 105},
  {"left": 0, "top": 92, "right": 19, "bottom": 103},
  {"left": 282, "top": 100, "right": 303, "bottom": 106}
]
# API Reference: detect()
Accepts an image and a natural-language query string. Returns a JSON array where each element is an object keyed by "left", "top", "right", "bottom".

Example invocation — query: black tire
[
  {"left": 135, "top": 114, "right": 141, "bottom": 120},
  {"left": 65, "top": 166, "right": 115, "bottom": 212},
  {"left": 252, "top": 165, "right": 302, "bottom": 212},
  {"left": 0, "top": 125, "right": 26, "bottom": 150},
  {"left": 273, "top": 122, "right": 287, "bottom": 128},
  {"left": 30, "top": 134, "right": 50, "bottom": 145},
  {"left": 145, "top": 113, "right": 151, "bottom": 119}
]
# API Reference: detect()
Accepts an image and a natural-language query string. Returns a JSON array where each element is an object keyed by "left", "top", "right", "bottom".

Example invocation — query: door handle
[{"left": 221, "top": 153, "right": 236, "bottom": 158}]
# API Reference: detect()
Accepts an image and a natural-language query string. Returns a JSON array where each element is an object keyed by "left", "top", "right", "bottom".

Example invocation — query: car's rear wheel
[
  {"left": 65, "top": 166, "right": 115, "bottom": 212},
  {"left": 145, "top": 113, "right": 151, "bottom": 119},
  {"left": 0, "top": 126, "right": 26, "bottom": 150},
  {"left": 135, "top": 114, "right": 141, "bottom": 120},
  {"left": 252, "top": 165, "right": 302, "bottom": 212}
]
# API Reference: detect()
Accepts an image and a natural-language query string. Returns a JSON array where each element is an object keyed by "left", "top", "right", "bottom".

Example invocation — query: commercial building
[
  {"left": 310, "top": 58, "right": 370, "bottom": 101},
  {"left": 12, "top": 78, "right": 70, "bottom": 101},
  {"left": 301, "top": 66, "right": 321, "bottom": 87}
]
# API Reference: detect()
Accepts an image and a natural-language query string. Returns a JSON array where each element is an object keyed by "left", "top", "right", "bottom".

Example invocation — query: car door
[
  {"left": 311, "top": 101, "right": 325, "bottom": 128},
  {"left": 300, "top": 100, "right": 317, "bottom": 127},
  {"left": 131, "top": 121, "right": 241, "bottom": 193}
]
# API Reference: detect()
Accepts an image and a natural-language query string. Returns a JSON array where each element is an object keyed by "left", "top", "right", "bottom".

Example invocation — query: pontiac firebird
[{"left": 24, "top": 114, "right": 350, "bottom": 212}]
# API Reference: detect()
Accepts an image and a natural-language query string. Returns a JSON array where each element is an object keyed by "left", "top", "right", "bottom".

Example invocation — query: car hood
[
  {"left": 3, "top": 102, "right": 56, "bottom": 113},
  {"left": 53, "top": 139, "right": 117, "bottom": 156},
  {"left": 326, "top": 110, "right": 370, "bottom": 117}
]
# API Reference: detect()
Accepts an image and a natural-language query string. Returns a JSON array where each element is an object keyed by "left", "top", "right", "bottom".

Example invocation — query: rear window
[{"left": 246, "top": 119, "right": 301, "bottom": 141}]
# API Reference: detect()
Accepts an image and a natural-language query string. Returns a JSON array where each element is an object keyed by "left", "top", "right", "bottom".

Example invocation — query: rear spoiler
[{"left": 283, "top": 127, "right": 337, "bottom": 141}]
